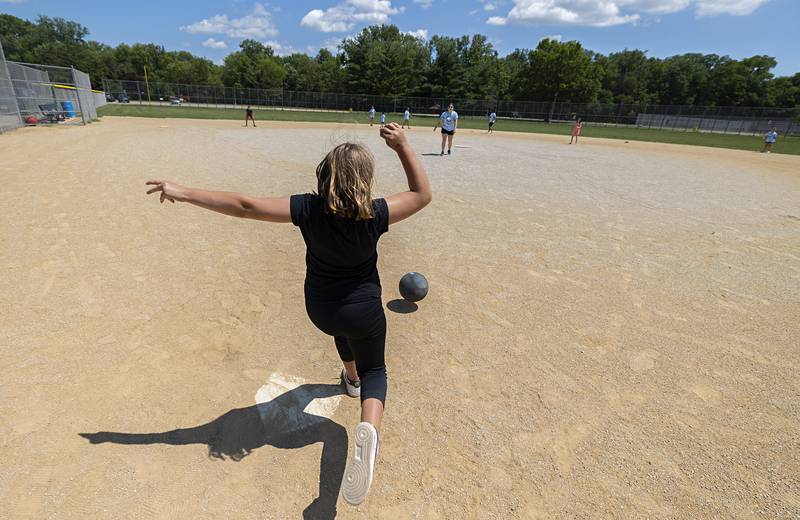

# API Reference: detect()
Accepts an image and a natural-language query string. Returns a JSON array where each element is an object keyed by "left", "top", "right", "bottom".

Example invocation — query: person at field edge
[
  {"left": 245, "top": 105, "right": 256, "bottom": 127},
  {"left": 433, "top": 103, "right": 458, "bottom": 155},
  {"left": 145, "top": 122, "right": 432, "bottom": 507},
  {"left": 762, "top": 127, "right": 778, "bottom": 153},
  {"left": 402, "top": 108, "right": 411, "bottom": 129},
  {"left": 570, "top": 118, "right": 582, "bottom": 144},
  {"left": 380, "top": 112, "right": 386, "bottom": 127},
  {"left": 488, "top": 111, "right": 496, "bottom": 133},
  {"left": 369, "top": 105, "right": 376, "bottom": 126}
]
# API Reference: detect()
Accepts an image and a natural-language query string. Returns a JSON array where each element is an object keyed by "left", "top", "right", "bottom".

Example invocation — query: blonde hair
[{"left": 316, "top": 142, "right": 375, "bottom": 220}]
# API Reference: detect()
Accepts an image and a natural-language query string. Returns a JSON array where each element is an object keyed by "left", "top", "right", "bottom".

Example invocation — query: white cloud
[
  {"left": 321, "top": 36, "right": 344, "bottom": 53},
  {"left": 487, "top": 0, "right": 771, "bottom": 27},
  {"left": 181, "top": 3, "right": 278, "bottom": 39},
  {"left": 413, "top": 0, "right": 434, "bottom": 7},
  {"left": 403, "top": 29, "right": 429, "bottom": 39},
  {"left": 263, "top": 40, "right": 300, "bottom": 56},
  {"left": 301, "top": 0, "right": 402, "bottom": 32},
  {"left": 201, "top": 38, "right": 228, "bottom": 49},
  {"left": 539, "top": 34, "right": 562, "bottom": 41},
  {"left": 483, "top": 0, "right": 500, "bottom": 10},
  {"left": 694, "top": 0, "right": 770, "bottom": 16}
]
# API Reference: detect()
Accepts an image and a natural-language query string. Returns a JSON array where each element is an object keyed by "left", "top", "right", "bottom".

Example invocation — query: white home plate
[{"left": 255, "top": 373, "right": 342, "bottom": 433}]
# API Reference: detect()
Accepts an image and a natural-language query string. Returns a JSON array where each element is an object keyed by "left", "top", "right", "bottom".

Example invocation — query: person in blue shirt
[
  {"left": 380, "top": 112, "right": 386, "bottom": 127},
  {"left": 762, "top": 127, "right": 778, "bottom": 153},
  {"left": 402, "top": 108, "right": 411, "bottom": 129},
  {"left": 488, "top": 111, "right": 497, "bottom": 133},
  {"left": 368, "top": 106, "right": 376, "bottom": 126},
  {"left": 433, "top": 103, "right": 458, "bottom": 156}
]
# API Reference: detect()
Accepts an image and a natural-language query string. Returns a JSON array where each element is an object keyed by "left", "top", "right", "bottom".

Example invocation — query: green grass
[{"left": 97, "top": 103, "right": 800, "bottom": 155}]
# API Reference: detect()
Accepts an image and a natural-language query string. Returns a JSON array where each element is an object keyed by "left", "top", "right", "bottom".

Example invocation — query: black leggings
[{"left": 305, "top": 298, "right": 387, "bottom": 405}]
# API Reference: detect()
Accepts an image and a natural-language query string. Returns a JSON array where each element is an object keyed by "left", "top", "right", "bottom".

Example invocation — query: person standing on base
[
  {"left": 369, "top": 106, "right": 376, "bottom": 126},
  {"left": 570, "top": 118, "right": 582, "bottom": 144},
  {"left": 402, "top": 107, "right": 411, "bottom": 129},
  {"left": 762, "top": 127, "right": 778, "bottom": 153},
  {"left": 245, "top": 105, "right": 256, "bottom": 127},
  {"left": 433, "top": 103, "right": 458, "bottom": 156},
  {"left": 488, "top": 111, "right": 496, "bottom": 133},
  {"left": 145, "top": 122, "right": 431, "bottom": 507}
]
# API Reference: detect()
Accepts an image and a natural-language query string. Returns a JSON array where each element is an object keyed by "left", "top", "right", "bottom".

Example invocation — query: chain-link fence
[
  {"left": 0, "top": 42, "right": 22, "bottom": 133},
  {"left": 102, "top": 78, "right": 799, "bottom": 136},
  {"left": 5, "top": 61, "right": 100, "bottom": 127}
]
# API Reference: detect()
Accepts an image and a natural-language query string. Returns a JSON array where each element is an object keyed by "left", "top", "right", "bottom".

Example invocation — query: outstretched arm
[
  {"left": 380, "top": 123, "right": 432, "bottom": 225},
  {"left": 145, "top": 181, "right": 291, "bottom": 223}
]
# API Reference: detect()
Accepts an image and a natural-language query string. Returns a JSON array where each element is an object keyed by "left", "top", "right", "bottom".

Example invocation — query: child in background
[
  {"left": 762, "top": 127, "right": 778, "bottom": 153},
  {"left": 380, "top": 112, "right": 386, "bottom": 127},
  {"left": 488, "top": 111, "right": 496, "bottom": 133},
  {"left": 244, "top": 105, "right": 256, "bottom": 127},
  {"left": 369, "top": 106, "right": 376, "bottom": 126},
  {"left": 402, "top": 108, "right": 411, "bottom": 129},
  {"left": 570, "top": 118, "right": 582, "bottom": 144},
  {"left": 433, "top": 103, "right": 458, "bottom": 156}
]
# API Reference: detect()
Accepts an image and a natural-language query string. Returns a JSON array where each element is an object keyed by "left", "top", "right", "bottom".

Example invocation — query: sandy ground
[{"left": 1, "top": 117, "right": 799, "bottom": 519}]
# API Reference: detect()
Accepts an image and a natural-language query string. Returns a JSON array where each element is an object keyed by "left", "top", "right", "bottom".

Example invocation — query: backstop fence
[
  {"left": 102, "top": 78, "right": 799, "bottom": 136},
  {"left": 0, "top": 42, "right": 22, "bottom": 133},
  {"left": 1, "top": 60, "right": 103, "bottom": 131}
]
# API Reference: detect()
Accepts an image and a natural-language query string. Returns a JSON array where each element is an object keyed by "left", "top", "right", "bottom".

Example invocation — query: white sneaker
[
  {"left": 342, "top": 422, "right": 378, "bottom": 505},
  {"left": 341, "top": 369, "right": 361, "bottom": 398}
]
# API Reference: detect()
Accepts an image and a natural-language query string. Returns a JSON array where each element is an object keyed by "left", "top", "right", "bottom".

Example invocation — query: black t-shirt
[{"left": 291, "top": 193, "right": 389, "bottom": 303}]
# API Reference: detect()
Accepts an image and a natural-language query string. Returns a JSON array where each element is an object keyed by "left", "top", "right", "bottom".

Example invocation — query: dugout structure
[
  {"left": 1, "top": 55, "right": 104, "bottom": 131},
  {"left": 0, "top": 42, "right": 22, "bottom": 133}
]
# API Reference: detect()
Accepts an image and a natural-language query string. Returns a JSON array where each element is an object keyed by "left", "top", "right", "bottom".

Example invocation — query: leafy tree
[
  {"left": 315, "top": 49, "right": 345, "bottom": 93},
  {"left": 222, "top": 39, "right": 285, "bottom": 89},
  {"left": 514, "top": 39, "right": 601, "bottom": 103},
  {"left": 422, "top": 35, "right": 468, "bottom": 98},
  {"left": 1, "top": 14, "right": 798, "bottom": 109},
  {"left": 340, "top": 25, "right": 429, "bottom": 96},
  {"left": 600, "top": 49, "right": 659, "bottom": 104}
]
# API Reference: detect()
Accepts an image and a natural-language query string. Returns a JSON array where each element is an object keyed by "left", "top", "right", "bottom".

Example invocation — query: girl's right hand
[
  {"left": 380, "top": 122, "right": 409, "bottom": 152},
  {"left": 146, "top": 180, "right": 188, "bottom": 204}
]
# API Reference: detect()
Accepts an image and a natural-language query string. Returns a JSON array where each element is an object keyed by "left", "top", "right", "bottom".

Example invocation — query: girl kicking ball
[
  {"left": 434, "top": 103, "right": 458, "bottom": 155},
  {"left": 145, "top": 122, "right": 431, "bottom": 506}
]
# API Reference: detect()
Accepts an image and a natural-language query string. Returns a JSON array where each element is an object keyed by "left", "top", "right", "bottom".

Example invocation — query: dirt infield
[{"left": 1, "top": 118, "right": 799, "bottom": 519}]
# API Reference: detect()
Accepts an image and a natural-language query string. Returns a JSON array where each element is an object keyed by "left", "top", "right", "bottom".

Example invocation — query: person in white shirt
[
  {"left": 433, "top": 103, "right": 458, "bottom": 156},
  {"left": 402, "top": 108, "right": 411, "bottom": 129},
  {"left": 761, "top": 127, "right": 778, "bottom": 153},
  {"left": 488, "top": 111, "right": 496, "bottom": 133},
  {"left": 369, "top": 106, "right": 376, "bottom": 126}
]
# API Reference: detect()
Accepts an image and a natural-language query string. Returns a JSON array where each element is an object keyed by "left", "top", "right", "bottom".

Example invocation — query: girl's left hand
[{"left": 146, "top": 180, "right": 188, "bottom": 204}]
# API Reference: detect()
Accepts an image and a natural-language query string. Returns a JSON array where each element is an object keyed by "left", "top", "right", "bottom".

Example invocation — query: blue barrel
[{"left": 61, "top": 100, "right": 76, "bottom": 117}]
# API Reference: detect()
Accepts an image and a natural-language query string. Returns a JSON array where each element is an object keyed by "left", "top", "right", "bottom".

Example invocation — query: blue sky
[{"left": 2, "top": 0, "right": 798, "bottom": 76}]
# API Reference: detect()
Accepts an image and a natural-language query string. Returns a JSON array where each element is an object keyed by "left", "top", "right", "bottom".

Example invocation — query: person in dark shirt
[
  {"left": 145, "top": 122, "right": 431, "bottom": 506},
  {"left": 244, "top": 105, "right": 256, "bottom": 127}
]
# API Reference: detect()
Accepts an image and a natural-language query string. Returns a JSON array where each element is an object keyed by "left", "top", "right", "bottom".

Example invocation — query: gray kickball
[{"left": 399, "top": 272, "right": 428, "bottom": 302}]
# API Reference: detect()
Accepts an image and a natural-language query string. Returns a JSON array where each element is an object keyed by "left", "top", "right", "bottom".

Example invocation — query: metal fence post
[{"left": 71, "top": 66, "right": 87, "bottom": 124}]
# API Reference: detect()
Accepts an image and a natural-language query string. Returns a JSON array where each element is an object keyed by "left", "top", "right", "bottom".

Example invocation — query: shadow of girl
[{"left": 80, "top": 383, "right": 347, "bottom": 520}]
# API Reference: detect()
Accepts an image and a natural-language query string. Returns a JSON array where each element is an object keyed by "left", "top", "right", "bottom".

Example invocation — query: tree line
[{"left": 2, "top": 14, "right": 799, "bottom": 108}]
